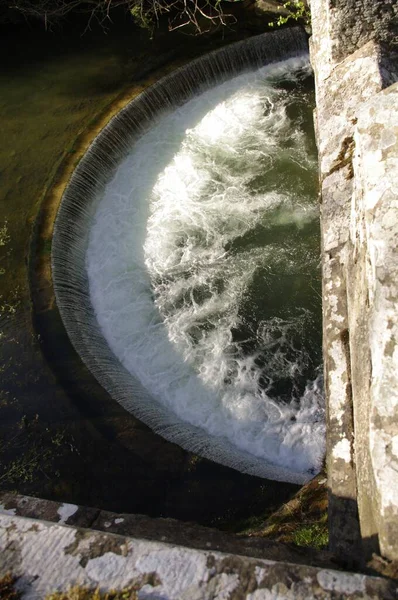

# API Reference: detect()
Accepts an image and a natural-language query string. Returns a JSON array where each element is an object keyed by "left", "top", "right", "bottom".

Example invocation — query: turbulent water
[{"left": 86, "top": 56, "right": 325, "bottom": 479}]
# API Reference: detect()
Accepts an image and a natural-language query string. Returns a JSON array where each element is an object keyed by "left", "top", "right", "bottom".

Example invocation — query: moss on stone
[
  {"left": 46, "top": 585, "right": 138, "bottom": 600},
  {"left": 236, "top": 473, "right": 329, "bottom": 550},
  {"left": 291, "top": 521, "right": 329, "bottom": 550}
]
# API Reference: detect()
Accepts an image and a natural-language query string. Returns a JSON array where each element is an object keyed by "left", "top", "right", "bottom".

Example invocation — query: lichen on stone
[{"left": 45, "top": 585, "right": 138, "bottom": 600}]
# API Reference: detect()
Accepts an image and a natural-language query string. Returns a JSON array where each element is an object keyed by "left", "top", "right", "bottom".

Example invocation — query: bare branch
[{"left": 3, "top": 0, "right": 235, "bottom": 35}]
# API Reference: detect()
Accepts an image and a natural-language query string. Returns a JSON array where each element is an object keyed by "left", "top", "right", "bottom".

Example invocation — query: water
[
  {"left": 85, "top": 55, "right": 325, "bottom": 482},
  {"left": 0, "top": 23, "right": 309, "bottom": 523}
]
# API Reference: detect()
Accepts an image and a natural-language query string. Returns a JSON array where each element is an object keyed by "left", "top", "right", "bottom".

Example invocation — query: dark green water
[{"left": 0, "top": 21, "right": 319, "bottom": 526}]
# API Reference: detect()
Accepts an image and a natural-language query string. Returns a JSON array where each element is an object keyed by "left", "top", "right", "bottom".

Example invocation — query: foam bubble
[{"left": 87, "top": 56, "right": 325, "bottom": 478}]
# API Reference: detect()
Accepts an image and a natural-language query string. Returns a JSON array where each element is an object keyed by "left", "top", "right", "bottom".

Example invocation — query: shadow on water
[{"left": 33, "top": 300, "right": 300, "bottom": 524}]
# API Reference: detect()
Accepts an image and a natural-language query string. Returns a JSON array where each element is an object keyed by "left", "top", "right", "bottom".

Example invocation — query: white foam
[{"left": 86, "top": 57, "right": 325, "bottom": 478}]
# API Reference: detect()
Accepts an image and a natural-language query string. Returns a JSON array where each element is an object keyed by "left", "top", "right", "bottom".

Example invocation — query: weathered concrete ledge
[
  {"left": 0, "top": 492, "right": 338, "bottom": 570},
  {"left": 310, "top": 0, "right": 398, "bottom": 563},
  {"left": 1, "top": 510, "right": 397, "bottom": 599}
]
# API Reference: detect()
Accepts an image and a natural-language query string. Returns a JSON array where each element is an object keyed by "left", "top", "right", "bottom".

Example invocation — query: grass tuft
[
  {"left": 291, "top": 522, "right": 329, "bottom": 550},
  {"left": 235, "top": 472, "right": 329, "bottom": 550}
]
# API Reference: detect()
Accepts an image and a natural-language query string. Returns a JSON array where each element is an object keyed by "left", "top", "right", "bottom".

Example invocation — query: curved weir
[{"left": 52, "top": 28, "right": 325, "bottom": 484}]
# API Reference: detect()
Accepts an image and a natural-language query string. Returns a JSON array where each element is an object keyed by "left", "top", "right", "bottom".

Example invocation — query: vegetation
[
  {"left": 0, "top": 413, "right": 73, "bottom": 489},
  {"left": 0, "top": 220, "right": 10, "bottom": 277},
  {"left": 0, "top": 220, "right": 10, "bottom": 247},
  {"left": 0, "top": 0, "right": 236, "bottom": 35},
  {"left": 0, "top": 574, "right": 21, "bottom": 600},
  {"left": 268, "top": 0, "right": 310, "bottom": 29},
  {"left": 0, "top": 0, "right": 311, "bottom": 34},
  {"left": 0, "top": 578, "right": 141, "bottom": 600},
  {"left": 46, "top": 586, "right": 138, "bottom": 600},
  {"left": 235, "top": 473, "right": 329, "bottom": 550},
  {"left": 291, "top": 521, "right": 328, "bottom": 550}
]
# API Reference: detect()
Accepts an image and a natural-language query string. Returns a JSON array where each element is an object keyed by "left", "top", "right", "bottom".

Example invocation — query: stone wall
[
  {"left": 348, "top": 83, "right": 398, "bottom": 563},
  {"left": 318, "top": 0, "right": 398, "bottom": 62},
  {"left": 1, "top": 504, "right": 396, "bottom": 599},
  {"left": 0, "top": 491, "right": 337, "bottom": 570},
  {"left": 310, "top": 0, "right": 398, "bottom": 563}
]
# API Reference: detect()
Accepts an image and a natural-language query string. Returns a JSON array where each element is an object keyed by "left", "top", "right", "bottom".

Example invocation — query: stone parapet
[
  {"left": 310, "top": 0, "right": 398, "bottom": 563},
  {"left": 311, "top": 0, "right": 398, "bottom": 65},
  {"left": 348, "top": 83, "right": 398, "bottom": 562},
  {"left": 0, "top": 491, "right": 338, "bottom": 570},
  {"left": 1, "top": 511, "right": 397, "bottom": 599}
]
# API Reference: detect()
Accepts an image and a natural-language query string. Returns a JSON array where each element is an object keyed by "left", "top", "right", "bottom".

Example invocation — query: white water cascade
[{"left": 53, "top": 29, "right": 325, "bottom": 484}]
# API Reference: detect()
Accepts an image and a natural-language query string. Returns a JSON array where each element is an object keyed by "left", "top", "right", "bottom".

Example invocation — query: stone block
[
  {"left": 310, "top": 0, "right": 398, "bottom": 562},
  {"left": 0, "top": 513, "right": 396, "bottom": 599},
  {"left": 310, "top": 0, "right": 398, "bottom": 65},
  {"left": 348, "top": 82, "right": 398, "bottom": 561}
]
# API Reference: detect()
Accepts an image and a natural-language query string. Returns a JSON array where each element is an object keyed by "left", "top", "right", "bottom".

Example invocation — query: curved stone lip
[{"left": 52, "top": 27, "right": 313, "bottom": 485}]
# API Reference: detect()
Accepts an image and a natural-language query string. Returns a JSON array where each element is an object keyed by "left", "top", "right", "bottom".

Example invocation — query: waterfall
[{"left": 52, "top": 28, "right": 325, "bottom": 484}]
